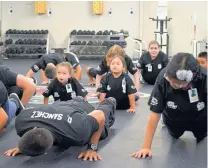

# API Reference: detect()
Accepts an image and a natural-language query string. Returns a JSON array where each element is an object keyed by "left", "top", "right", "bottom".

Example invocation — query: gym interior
[{"left": 0, "top": 1, "right": 207, "bottom": 168}]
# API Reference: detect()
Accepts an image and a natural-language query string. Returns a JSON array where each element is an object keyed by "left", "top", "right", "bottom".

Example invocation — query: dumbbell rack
[
  {"left": 5, "top": 32, "right": 49, "bottom": 59},
  {"left": 68, "top": 31, "right": 126, "bottom": 60}
]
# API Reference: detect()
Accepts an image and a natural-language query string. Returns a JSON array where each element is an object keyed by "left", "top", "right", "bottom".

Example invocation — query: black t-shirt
[
  {"left": 96, "top": 55, "right": 137, "bottom": 76},
  {"left": 137, "top": 51, "right": 168, "bottom": 85},
  {"left": 0, "top": 80, "right": 8, "bottom": 108},
  {"left": 65, "top": 52, "right": 80, "bottom": 69},
  {"left": 31, "top": 53, "right": 65, "bottom": 73},
  {"left": 15, "top": 102, "right": 96, "bottom": 147},
  {"left": 43, "top": 77, "right": 88, "bottom": 101},
  {"left": 148, "top": 67, "right": 207, "bottom": 122},
  {"left": 0, "top": 65, "right": 17, "bottom": 89},
  {"left": 97, "top": 73, "right": 137, "bottom": 109}
]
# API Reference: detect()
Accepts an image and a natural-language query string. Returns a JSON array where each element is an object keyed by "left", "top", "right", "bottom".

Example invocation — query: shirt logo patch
[
  {"left": 197, "top": 102, "right": 205, "bottom": 111},
  {"left": 33, "top": 65, "right": 39, "bottom": 71},
  {"left": 81, "top": 88, "right": 86, "bottom": 92},
  {"left": 131, "top": 85, "right": 136, "bottom": 89},
  {"left": 96, "top": 66, "right": 101, "bottom": 71},
  {"left": 150, "top": 97, "right": 158, "bottom": 106},
  {"left": 44, "top": 89, "right": 49, "bottom": 94},
  {"left": 137, "top": 63, "right": 141, "bottom": 68},
  {"left": 167, "top": 101, "right": 177, "bottom": 109},
  {"left": 132, "top": 66, "right": 137, "bottom": 71},
  {"left": 54, "top": 92, "right": 60, "bottom": 97},
  {"left": 107, "top": 85, "right": 111, "bottom": 91},
  {"left": 158, "top": 64, "right": 162, "bottom": 69},
  {"left": 122, "top": 78, "right": 126, "bottom": 93}
]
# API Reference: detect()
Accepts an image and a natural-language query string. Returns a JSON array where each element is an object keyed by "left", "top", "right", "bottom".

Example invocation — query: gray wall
[{"left": 0, "top": 1, "right": 207, "bottom": 56}]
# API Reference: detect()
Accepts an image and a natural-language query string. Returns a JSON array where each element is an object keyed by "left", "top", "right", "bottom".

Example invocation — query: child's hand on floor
[{"left": 127, "top": 108, "right": 136, "bottom": 113}]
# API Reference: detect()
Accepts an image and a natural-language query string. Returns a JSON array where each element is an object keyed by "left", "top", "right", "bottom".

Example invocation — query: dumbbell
[
  {"left": 87, "top": 41, "right": 93, "bottom": 45},
  {"left": 81, "top": 41, "right": 87, "bottom": 45},
  {"left": 42, "top": 48, "right": 46, "bottom": 53},
  {"left": 92, "top": 41, "right": 97, "bottom": 46},
  {"left": 96, "top": 31, "right": 102, "bottom": 35},
  {"left": 20, "top": 47, "right": 25, "bottom": 53},
  {"left": 70, "top": 30, "right": 77, "bottom": 35},
  {"left": 77, "top": 41, "right": 82, "bottom": 45},
  {"left": 103, "top": 30, "right": 109, "bottom": 35},
  {"left": 16, "top": 48, "right": 21, "bottom": 54},
  {"left": 91, "top": 30, "right": 95, "bottom": 35},
  {"left": 37, "top": 48, "right": 43, "bottom": 53},
  {"left": 5, "top": 39, "right": 13, "bottom": 44},
  {"left": 82, "top": 30, "right": 87, "bottom": 35},
  {"left": 36, "top": 30, "right": 41, "bottom": 34},
  {"left": 44, "top": 30, "right": 49, "bottom": 34},
  {"left": 0, "top": 42, "right": 3, "bottom": 46},
  {"left": 71, "top": 41, "right": 77, "bottom": 45},
  {"left": 77, "top": 30, "right": 83, "bottom": 35}
]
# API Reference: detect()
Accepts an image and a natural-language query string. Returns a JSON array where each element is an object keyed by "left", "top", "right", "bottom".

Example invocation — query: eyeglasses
[{"left": 164, "top": 74, "right": 189, "bottom": 89}]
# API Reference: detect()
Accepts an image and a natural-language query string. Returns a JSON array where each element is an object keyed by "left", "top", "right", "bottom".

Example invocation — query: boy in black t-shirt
[
  {"left": 43, "top": 62, "right": 88, "bottom": 104},
  {"left": 132, "top": 53, "right": 207, "bottom": 159},
  {"left": 4, "top": 96, "right": 116, "bottom": 162},
  {"left": 97, "top": 55, "right": 137, "bottom": 112},
  {"left": 137, "top": 40, "right": 169, "bottom": 85}
]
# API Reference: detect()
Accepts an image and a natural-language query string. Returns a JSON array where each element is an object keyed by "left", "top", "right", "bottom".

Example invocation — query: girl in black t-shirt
[
  {"left": 97, "top": 55, "right": 137, "bottom": 112},
  {"left": 43, "top": 62, "right": 88, "bottom": 104},
  {"left": 86, "top": 45, "right": 139, "bottom": 91}
]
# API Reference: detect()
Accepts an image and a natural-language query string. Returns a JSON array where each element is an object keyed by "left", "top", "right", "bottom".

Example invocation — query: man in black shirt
[
  {"left": 4, "top": 96, "right": 116, "bottom": 161},
  {"left": 137, "top": 41, "right": 169, "bottom": 85},
  {"left": 26, "top": 53, "right": 65, "bottom": 84},
  {"left": 0, "top": 65, "right": 36, "bottom": 105},
  {"left": 132, "top": 53, "right": 207, "bottom": 159},
  {"left": 26, "top": 53, "right": 82, "bottom": 84}
]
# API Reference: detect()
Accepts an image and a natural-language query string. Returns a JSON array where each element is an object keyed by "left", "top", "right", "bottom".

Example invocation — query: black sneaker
[{"left": 9, "top": 93, "right": 25, "bottom": 115}]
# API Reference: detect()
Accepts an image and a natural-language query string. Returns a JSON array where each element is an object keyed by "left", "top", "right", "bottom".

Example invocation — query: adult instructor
[
  {"left": 4, "top": 97, "right": 116, "bottom": 161},
  {"left": 132, "top": 53, "right": 207, "bottom": 158}
]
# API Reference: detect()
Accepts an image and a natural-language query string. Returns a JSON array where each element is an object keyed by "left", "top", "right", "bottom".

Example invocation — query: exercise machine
[{"left": 149, "top": 1, "right": 172, "bottom": 55}]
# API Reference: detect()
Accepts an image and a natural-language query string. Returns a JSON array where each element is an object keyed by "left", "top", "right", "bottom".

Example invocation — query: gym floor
[{"left": 0, "top": 58, "right": 206, "bottom": 168}]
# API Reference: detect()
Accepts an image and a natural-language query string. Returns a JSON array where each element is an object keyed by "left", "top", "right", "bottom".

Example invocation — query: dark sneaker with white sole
[{"left": 9, "top": 93, "right": 25, "bottom": 116}]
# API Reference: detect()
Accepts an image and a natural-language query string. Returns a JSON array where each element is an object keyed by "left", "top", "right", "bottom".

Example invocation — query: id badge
[
  {"left": 71, "top": 91, "right": 76, "bottom": 98},
  {"left": 188, "top": 88, "right": 199, "bottom": 103},
  {"left": 158, "top": 64, "right": 162, "bottom": 69},
  {"left": 66, "top": 84, "right": 72, "bottom": 93},
  {"left": 148, "top": 64, "right": 152, "bottom": 72}
]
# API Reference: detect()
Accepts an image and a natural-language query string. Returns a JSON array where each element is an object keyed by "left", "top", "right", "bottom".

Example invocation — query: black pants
[
  {"left": 53, "top": 97, "right": 115, "bottom": 140},
  {"left": 163, "top": 116, "right": 207, "bottom": 140},
  {"left": 8, "top": 86, "right": 23, "bottom": 99}
]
